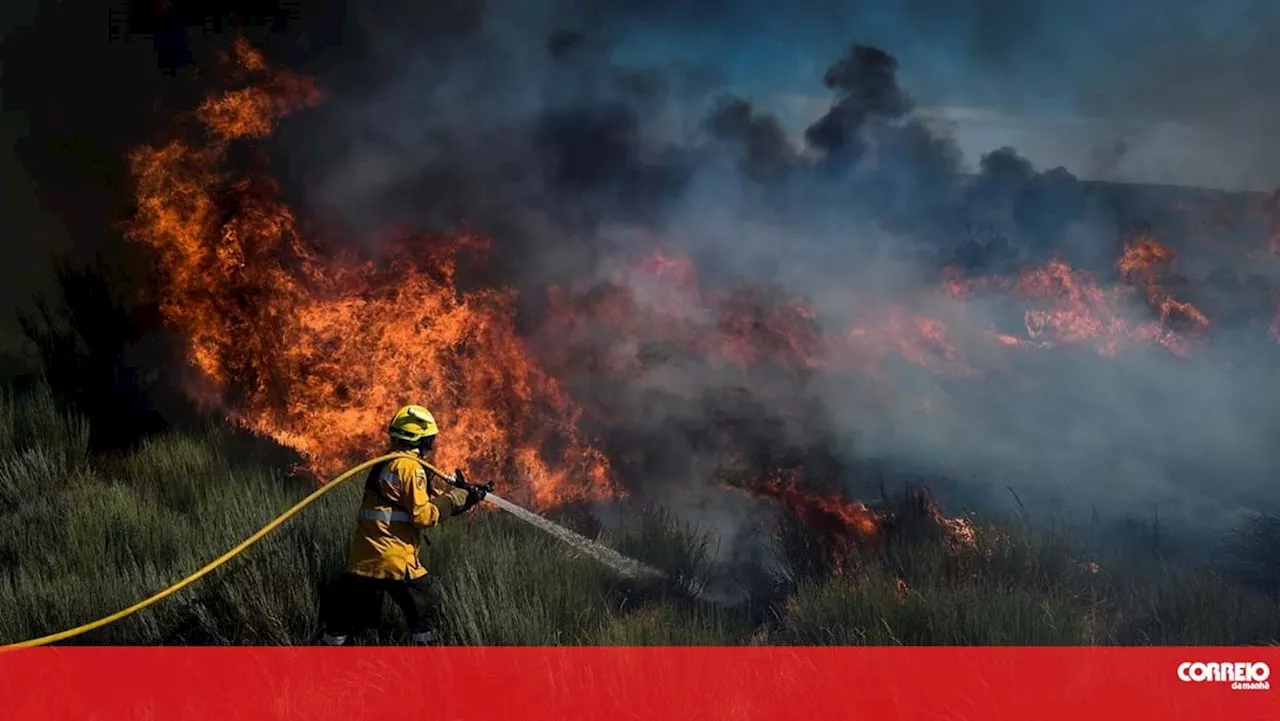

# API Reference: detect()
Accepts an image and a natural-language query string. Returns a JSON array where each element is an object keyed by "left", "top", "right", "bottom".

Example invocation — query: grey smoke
[{"left": 253, "top": 2, "right": 1280, "bottom": 551}]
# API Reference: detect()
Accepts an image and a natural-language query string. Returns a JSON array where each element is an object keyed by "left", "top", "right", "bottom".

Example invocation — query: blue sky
[{"left": 603, "top": 0, "right": 1280, "bottom": 190}]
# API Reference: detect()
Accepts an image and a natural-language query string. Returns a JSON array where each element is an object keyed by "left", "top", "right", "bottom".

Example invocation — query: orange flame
[
  {"left": 126, "top": 41, "right": 611, "bottom": 506},
  {"left": 741, "top": 469, "right": 977, "bottom": 566},
  {"left": 1117, "top": 233, "right": 1210, "bottom": 353},
  {"left": 123, "top": 40, "right": 1272, "bottom": 534},
  {"left": 545, "top": 235, "right": 1221, "bottom": 401},
  {"left": 836, "top": 306, "right": 970, "bottom": 376},
  {"left": 754, "top": 470, "right": 882, "bottom": 557},
  {"left": 944, "top": 235, "right": 1211, "bottom": 358},
  {"left": 893, "top": 575, "right": 910, "bottom": 601}
]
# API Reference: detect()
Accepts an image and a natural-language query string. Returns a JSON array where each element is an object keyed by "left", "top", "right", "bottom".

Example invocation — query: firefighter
[{"left": 320, "top": 405, "right": 486, "bottom": 645}]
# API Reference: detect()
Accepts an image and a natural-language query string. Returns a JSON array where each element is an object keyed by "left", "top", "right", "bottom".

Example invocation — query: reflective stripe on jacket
[{"left": 345, "top": 454, "right": 468, "bottom": 580}]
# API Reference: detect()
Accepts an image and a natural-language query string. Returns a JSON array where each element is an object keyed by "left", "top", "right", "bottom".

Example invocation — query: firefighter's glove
[
  {"left": 456, "top": 470, "right": 488, "bottom": 513},
  {"left": 461, "top": 486, "right": 486, "bottom": 513}
]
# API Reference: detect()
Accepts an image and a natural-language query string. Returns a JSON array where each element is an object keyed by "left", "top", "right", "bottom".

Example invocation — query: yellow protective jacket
[{"left": 346, "top": 453, "right": 470, "bottom": 580}]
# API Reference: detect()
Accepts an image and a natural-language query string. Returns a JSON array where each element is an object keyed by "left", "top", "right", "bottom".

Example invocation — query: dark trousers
[{"left": 322, "top": 572, "right": 434, "bottom": 636}]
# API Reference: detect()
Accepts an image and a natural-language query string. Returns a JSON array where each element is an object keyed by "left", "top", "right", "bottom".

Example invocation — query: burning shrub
[
  {"left": 744, "top": 466, "right": 978, "bottom": 586},
  {"left": 125, "top": 39, "right": 613, "bottom": 507}
]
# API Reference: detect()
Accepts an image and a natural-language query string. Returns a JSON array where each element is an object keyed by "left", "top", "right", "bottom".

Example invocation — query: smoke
[
  {"left": 236, "top": 0, "right": 1280, "bottom": 548},
  {"left": 7, "top": 0, "right": 1280, "bottom": 553}
]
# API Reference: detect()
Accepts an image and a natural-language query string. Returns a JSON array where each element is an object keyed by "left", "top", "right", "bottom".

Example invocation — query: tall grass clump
[
  {"left": 0, "top": 384, "right": 358, "bottom": 644},
  {"left": 0, "top": 382, "right": 91, "bottom": 515}
]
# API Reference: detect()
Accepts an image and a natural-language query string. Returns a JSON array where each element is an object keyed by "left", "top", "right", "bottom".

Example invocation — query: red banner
[{"left": 0, "top": 647, "right": 1274, "bottom": 720}]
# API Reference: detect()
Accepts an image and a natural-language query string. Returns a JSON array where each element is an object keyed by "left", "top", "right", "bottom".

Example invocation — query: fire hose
[{"left": 0, "top": 453, "right": 660, "bottom": 650}]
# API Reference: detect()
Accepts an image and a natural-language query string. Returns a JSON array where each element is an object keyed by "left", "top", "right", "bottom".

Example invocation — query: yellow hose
[{"left": 0, "top": 451, "right": 415, "bottom": 650}]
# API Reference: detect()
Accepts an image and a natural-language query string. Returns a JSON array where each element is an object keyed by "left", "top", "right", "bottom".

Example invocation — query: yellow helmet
[{"left": 388, "top": 405, "right": 440, "bottom": 444}]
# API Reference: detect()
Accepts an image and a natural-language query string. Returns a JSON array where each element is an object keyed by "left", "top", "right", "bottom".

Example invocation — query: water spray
[
  {"left": 481, "top": 492, "right": 663, "bottom": 580},
  {"left": 440, "top": 467, "right": 663, "bottom": 580}
]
